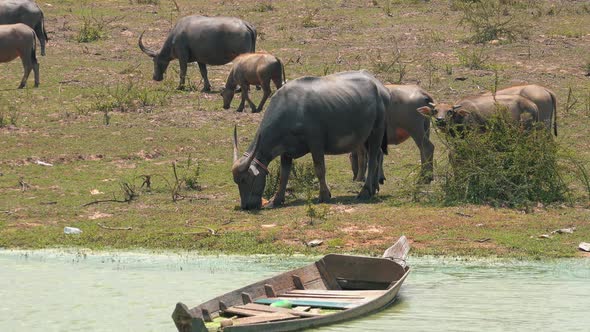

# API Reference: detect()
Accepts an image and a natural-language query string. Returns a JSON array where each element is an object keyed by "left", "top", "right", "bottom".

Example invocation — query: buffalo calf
[
  {"left": 221, "top": 52, "right": 285, "bottom": 113},
  {"left": 0, "top": 23, "right": 39, "bottom": 89}
]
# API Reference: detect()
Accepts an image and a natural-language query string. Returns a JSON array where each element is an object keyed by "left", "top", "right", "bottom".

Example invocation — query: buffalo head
[
  {"left": 232, "top": 126, "right": 267, "bottom": 210},
  {"left": 417, "top": 103, "right": 470, "bottom": 128},
  {"left": 138, "top": 32, "right": 170, "bottom": 82},
  {"left": 221, "top": 88, "right": 235, "bottom": 110}
]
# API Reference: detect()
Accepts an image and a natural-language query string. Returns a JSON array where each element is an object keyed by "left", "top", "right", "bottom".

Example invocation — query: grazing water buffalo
[
  {"left": 221, "top": 52, "right": 285, "bottom": 113},
  {"left": 351, "top": 84, "right": 435, "bottom": 184},
  {"left": 138, "top": 15, "right": 256, "bottom": 91},
  {"left": 0, "top": 23, "right": 39, "bottom": 88},
  {"left": 417, "top": 94, "right": 539, "bottom": 137},
  {"left": 0, "top": 0, "right": 48, "bottom": 56},
  {"left": 492, "top": 85, "right": 557, "bottom": 136},
  {"left": 232, "top": 70, "right": 389, "bottom": 210}
]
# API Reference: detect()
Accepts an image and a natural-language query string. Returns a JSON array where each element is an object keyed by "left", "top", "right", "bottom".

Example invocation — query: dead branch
[
  {"left": 82, "top": 199, "right": 128, "bottom": 207},
  {"left": 97, "top": 223, "right": 132, "bottom": 231}
]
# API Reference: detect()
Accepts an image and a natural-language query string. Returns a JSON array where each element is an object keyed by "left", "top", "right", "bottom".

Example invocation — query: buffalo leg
[
  {"left": 311, "top": 151, "right": 331, "bottom": 202},
  {"left": 358, "top": 132, "right": 382, "bottom": 199},
  {"left": 255, "top": 81, "right": 271, "bottom": 113},
  {"left": 18, "top": 56, "right": 33, "bottom": 89},
  {"left": 356, "top": 147, "right": 368, "bottom": 182},
  {"left": 236, "top": 85, "right": 248, "bottom": 112},
  {"left": 377, "top": 150, "right": 385, "bottom": 184},
  {"left": 197, "top": 62, "right": 211, "bottom": 92},
  {"left": 268, "top": 155, "right": 293, "bottom": 208},
  {"left": 34, "top": 23, "right": 46, "bottom": 56},
  {"left": 33, "top": 62, "right": 40, "bottom": 88},
  {"left": 350, "top": 152, "right": 359, "bottom": 181},
  {"left": 177, "top": 58, "right": 188, "bottom": 90},
  {"left": 411, "top": 123, "right": 434, "bottom": 184},
  {"left": 244, "top": 89, "right": 258, "bottom": 112}
]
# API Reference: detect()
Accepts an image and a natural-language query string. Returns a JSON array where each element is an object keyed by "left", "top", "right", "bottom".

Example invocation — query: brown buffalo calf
[
  {"left": 0, "top": 23, "right": 39, "bottom": 89},
  {"left": 221, "top": 52, "right": 285, "bottom": 113}
]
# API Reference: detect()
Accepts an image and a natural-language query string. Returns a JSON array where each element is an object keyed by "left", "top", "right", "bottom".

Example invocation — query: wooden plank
[
  {"left": 254, "top": 298, "right": 357, "bottom": 309},
  {"left": 279, "top": 293, "right": 365, "bottom": 300},
  {"left": 292, "top": 275, "right": 305, "bottom": 290},
  {"left": 228, "top": 313, "right": 298, "bottom": 326},
  {"left": 201, "top": 308, "right": 212, "bottom": 322},
  {"left": 292, "top": 306, "right": 311, "bottom": 312},
  {"left": 264, "top": 296, "right": 364, "bottom": 303},
  {"left": 234, "top": 303, "right": 321, "bottom": 317},
  {"left": 241, "top": 292, "right": 253, "bottom": 304},
  {"left": 264, "top": 284, "right": 276, "bottom": 298},
  {"left": 315, "top": 260, "right": 342, "bottom": 290},
  {"left": 287, "top": 289, "right": 387, "bottom": 297}
]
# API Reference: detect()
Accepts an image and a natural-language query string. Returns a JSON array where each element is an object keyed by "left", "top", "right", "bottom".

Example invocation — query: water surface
[{"left": 1, "top": 250, "right": 588, "bottom": 331}]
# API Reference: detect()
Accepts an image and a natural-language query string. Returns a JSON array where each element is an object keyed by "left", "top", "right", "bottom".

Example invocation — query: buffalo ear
[
  {"left": 452, "top": 105, "right": 470, "bottom": 117},
  {"left": 416, "top": 106, "right": 433, "bottom": 116}
]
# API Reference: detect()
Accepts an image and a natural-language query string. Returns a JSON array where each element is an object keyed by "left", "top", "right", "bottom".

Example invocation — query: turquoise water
[{"left": 1, "top": 250, "right": 588, "bottom": 331}]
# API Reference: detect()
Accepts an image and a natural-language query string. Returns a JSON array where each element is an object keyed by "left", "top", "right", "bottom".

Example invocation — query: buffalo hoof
[
  {"left": 418, "top": 174, "right": 433, "bottom": 185},
  {"left": 318, "top": 190, "right": 331, "bottom": 203},
  {"left": 265, "top": 197, "right": 284, "bottom": 208},
  {"left": 17, "top": 84, "right": 25, "bottom": 89},
  {"left": 236, "top": 107, "right": 244, "bottom": 113},
  {"left": 201, "top": 85, "right": 212, "bottom": 92},
  {"left": 357, "top": 187, "right": 373, "bottom": 200},
  {"left": 34, "top": 83, "right": 39, "bottom": 88}
]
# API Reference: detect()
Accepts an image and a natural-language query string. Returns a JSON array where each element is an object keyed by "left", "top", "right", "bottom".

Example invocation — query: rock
[
  {"left": 306, "top": 239, "right": 323, "bottom": 247},
  {"left": 579, "top": 242, "right": 590, "bottom": 252},
  {"left": 539, "top": 234, "right": 551, "bottom": 239},
  {"left": 64, "top": 227, "right": 82, "bottom": 234},
  {"left": 551, "top": 227, "right": 575, "bottom": 235}
]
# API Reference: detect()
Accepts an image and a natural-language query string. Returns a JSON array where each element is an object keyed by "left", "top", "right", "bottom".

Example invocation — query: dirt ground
[{"left": 0, "top": 0, "right": 589, "bottom": 258}]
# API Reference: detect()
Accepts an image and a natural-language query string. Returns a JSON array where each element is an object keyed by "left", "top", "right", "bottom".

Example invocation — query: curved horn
[
  {"left": 451, "top": 104, "right": 463, "bottom": 111},
  {"left": 429, "top": 102, "right": 436, "bottom": 108},
  {"left": 236, "top": 134, "right": 261, "bottom": 173},
  {"left": 138, "top": 31, "right": 157, "bottom": 58},
  {"left": 233, "top": 125, "right": 239, "bottom": 163}
]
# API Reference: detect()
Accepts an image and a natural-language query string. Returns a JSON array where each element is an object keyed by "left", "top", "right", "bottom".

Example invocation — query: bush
[
  {"left": 452, "top": 0, "right": 531, "bottom": 43},
  {"left": 76, "top": 16, "right": 105, "bottom": 43},
  {"left": 438, "top": 114, "right": 569, "bottom": 207}
]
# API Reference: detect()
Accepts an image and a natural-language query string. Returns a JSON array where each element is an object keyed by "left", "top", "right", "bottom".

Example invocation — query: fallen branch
[
  {"left": 82, "top": 199, "right": 128, "bottom": 207},
  {"left": 97, "top": 223, "right": 132, "bottom": 231}
]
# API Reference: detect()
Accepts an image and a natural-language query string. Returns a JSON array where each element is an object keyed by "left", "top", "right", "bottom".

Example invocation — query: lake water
[{"left": 1, "top": 249, "right": 588, "bottom": 331}]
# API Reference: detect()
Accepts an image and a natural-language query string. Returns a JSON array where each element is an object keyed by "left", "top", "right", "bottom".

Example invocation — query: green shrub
[
  {"left": 76, "top": 16, "right": 105, "bottom": 43},
  {"left": 457, "top": 47, "right": 489, "bottom": 69},
  {"left": 263, "top": 162, "right": 280, "bottom": 200},
  {"left": 437, "top": 114, "right": 570, "bottom": 207},
  {"left": 252, "top": 1, "right": 274, "bottom": 12},
  {"left": 452, "top": 0, "right": 531, "bottom": 43},
  {"left": 0, "top": 101, "right": 18, "bottom": 128}
]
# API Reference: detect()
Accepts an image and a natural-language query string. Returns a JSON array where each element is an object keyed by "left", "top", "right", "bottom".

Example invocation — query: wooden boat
[{"left": 172, "top": 236, "right": 410, "bottom": 332}]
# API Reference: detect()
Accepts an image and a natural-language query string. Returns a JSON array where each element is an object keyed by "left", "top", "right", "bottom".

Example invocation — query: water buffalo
[
  {"left": 221, "top": 52, "right": 285, "bottom": 113},
  {"left": 417, "top": 94, "right": 539, "bottom": 137},
  {"left": 351, "top": 84, "right": 435, "bottom": 184},
  {"left": 0, "top": 0, "right": 48, "bottom": 56},
  {"left": 138, "top": 15, "right": 256, "bottom": 91},
  {"left": 0, "top": 23, "right": 39, "bottom": 88},
  {"left": 232, "top": 70, "right": 389, "bottom": 210},
  {"left": 493, "top": 85, "right": 557, "bottom": 136}
]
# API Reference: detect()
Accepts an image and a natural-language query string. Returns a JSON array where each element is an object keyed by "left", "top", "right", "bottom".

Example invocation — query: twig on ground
[{"left": 97, "top": 223, "right": 132, "bottom": 231}]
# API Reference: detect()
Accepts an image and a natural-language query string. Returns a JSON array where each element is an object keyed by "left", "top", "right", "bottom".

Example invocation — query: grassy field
[{"left": 1, "top": 0, "right": 589, "bottom": 258}]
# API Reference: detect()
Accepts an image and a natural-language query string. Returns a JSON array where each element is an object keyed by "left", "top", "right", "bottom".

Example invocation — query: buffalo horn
[
  {"left": 233, "top": 125, "right": 239, "bottom": 163},
  {"left": 138, "top": 31, "right": 157, "bottom": 58},
  {"left": 236, "top": 134, "right": 261, "bottom": 173}
]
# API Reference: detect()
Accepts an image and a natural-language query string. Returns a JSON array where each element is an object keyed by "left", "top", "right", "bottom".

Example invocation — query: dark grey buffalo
[
  {"left": 0, "top": 23, "right": 39, "bottom": 88},
  {"left": 232, "top": 70, "right": 389, "bottom": 210},
  {"left": 417, "top": 94, "right": 539, "bottom": 137},
  {"left": 351, "top": 84, "right": 435, "bottom": 184},
  {"left": 0, "top": 0, "right": 48, "bottom": 56},
  {"left": 138, "top": 15, "right": 256, "bottom": 91}
]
